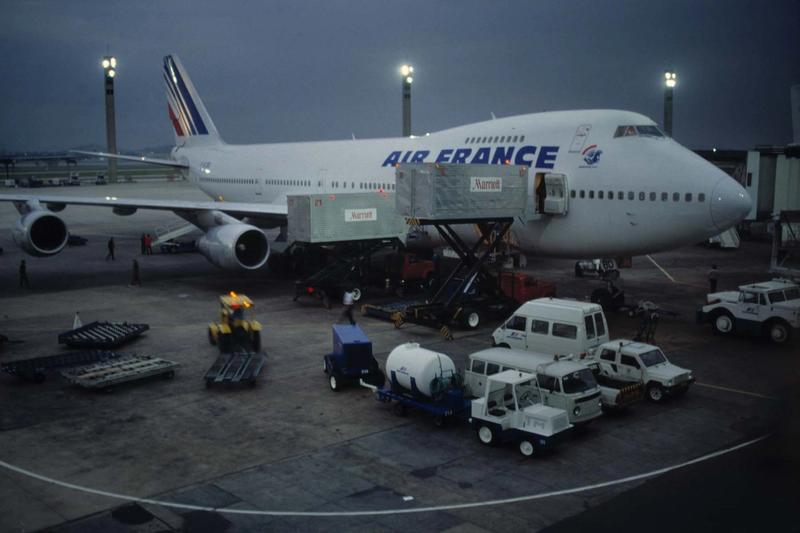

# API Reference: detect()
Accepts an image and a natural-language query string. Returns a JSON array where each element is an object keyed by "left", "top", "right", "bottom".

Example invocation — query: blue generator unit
[{"left": 323, "top": 324, "right": 384, "bottom": 391}]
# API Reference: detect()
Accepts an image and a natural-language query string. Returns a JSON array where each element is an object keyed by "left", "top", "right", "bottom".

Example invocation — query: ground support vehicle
[
  {"left": 498, "top": 271, "right": 556, "bottom": 304},
  {"left": 384, "top": 251, "right": 436, "bottom": 297},
  {"left": 1, "top": 350, "right": 123, "bottom": 383},
  {"left": 95, "top": 174, "right": 107, "bottom": 185},
  {"left": 574, "top": 258, "right": 619, "bottom": 280},
  {"left": 697, "top": 279, "right": 800, "bottom": 344},
  {"left": 592, "top": 340, "right": 694, "bottom": 403},
  {"left": 589, "top": 280, "right": 626, "bottom": 312},
  {"left": 208, "top": 292, "right": 262, "bottom": 352},
  {"left": 391, "top": 218, "right": 517, "bottom": 339},
  {"left": 293, "top": 239, "right": 394, "bottom": 308},
  {"left": 466, "top": 347, "right": 636, "bottom": 420},
  {"left": 159, "top": 239, "right": 197, "bottom": 253},
  {"left": 58, "top": 321, "right": 150, "bottom": 349},
  {"left": 204, "top": 350, "right": 265, "bottom": 388},
  {"left": 470, "top": 370, "right": 572, "bottom": 457},
  {"left": 62, "top": 355, "right": 178, "bottom": 390},
  {"left": 323, "top": 324, "right": 384, "bottom": 391},
  {"left": 492, "top": 298, "right": 609, "bottom": 355},
  {"left": 361, "top": 373, "right": 470, "bottom": 428}
]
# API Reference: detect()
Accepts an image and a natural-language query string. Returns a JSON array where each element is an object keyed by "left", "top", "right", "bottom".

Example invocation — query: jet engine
[
  {"left": 12, "top": 209, "right": 69, "bottom": 257},
  {"left": 198, "top": 224, "right": 270, "bottom": 270}
]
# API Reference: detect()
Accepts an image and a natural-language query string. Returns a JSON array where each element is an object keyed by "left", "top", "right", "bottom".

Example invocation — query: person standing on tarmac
[
  {"left": 19, "top": 259, "right": 30, "bottom": 288},
  {"left": 140, "top": 234, "right": 147, "bottom": 255},
  {"left": 341, "top": 288, "right": 356, "bottom": 325},
  {"left": 708, "top": 264, "right": 719, "bottom": 292},
  {"left": 130, "top": 259, "right": 141, "bottom": 286},
  {"left": 106, "top": 237, "right": 116, "bottom": 261}
]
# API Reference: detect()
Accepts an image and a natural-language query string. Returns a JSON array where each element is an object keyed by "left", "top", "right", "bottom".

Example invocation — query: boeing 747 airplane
[{"left": 0, "top": 55, "right": 751, "bottom": 271}]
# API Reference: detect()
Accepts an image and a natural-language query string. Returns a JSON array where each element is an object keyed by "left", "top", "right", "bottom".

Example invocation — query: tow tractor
[
  {"left": 208, "top": 292, "right": 262, "bottom": 352},
  {"left": 470, "top": 370, "right": 572, "bottom": 456}
]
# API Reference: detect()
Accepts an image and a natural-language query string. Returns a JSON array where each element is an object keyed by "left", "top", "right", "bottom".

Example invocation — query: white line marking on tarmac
[
  {"left": 695, "top": 382, "right": 777, "bottom": 400},
  {"left": 0, "top": 435, "right": 768, "bottom": 517}
]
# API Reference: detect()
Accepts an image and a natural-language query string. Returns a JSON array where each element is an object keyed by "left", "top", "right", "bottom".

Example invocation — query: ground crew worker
[
  {"left": 708, "top": 264, "right": 719, "bottom": 292},
  {"left": 19, "top": 259, "right": 30, "bottom": 288},
  {"left": 130, "top": 259, "right": 141, "bottom": 286},
  {"left": 341, "top": 288, "right": 356, "bottom": 325},
  {"left": 106, "top": 237, "right": 116, "bottom": 261},
  {"left": 144, "top": 234, "right": 153, "bottom": 255},
  {"left": 140, "top": 233, "right": 147, "bottom": 255}
]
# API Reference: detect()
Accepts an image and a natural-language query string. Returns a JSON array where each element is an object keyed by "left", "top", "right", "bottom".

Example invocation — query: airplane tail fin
[{"left": 163, "top": 55, "right": 223, "bottom": 145}]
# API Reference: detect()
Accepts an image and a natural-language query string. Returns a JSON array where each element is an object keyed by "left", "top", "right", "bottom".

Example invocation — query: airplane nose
[{"left": 710, "top": 177, "right": 752, "bottom": 231}]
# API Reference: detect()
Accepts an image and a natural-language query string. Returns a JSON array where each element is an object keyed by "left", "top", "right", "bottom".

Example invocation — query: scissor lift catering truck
[{"left": 208, "top": 292, "right": 262, "bottom": 353}]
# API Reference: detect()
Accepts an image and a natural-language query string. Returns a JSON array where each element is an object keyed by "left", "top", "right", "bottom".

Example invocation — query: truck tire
[
  {"left": 476, "top": 424, "right": 497, "bottom": 446},
  {"left": 352, "top": 287, "right": 363, "bottom": 302},
  {"left": 519, "top": 439, "right": 535, "bottom": 457},
  {"left": 711, "top": 311, "right": 735, "bottom": 336},
  {"left": 329, "top": 373, "right": 341, "bottom": 392},
  {"left": 767, "top": 320, "right": 791, "bottom": 345},
  {"left": 463, "top": 309, "right": 481, "bottom": 330},
  {"left": 646, "top": 382, "right": 665, "bottom": 403}
]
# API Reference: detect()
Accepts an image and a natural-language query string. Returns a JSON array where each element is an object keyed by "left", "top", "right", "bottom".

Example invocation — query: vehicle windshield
[
  {"left": 784, "top": 288, "right": 800, "bottom": 301},
  {"left": 561, "top": 369, "right": 597, "bottom": 394},
  {"left": 639, "top": 349, "right": 668, "bottom": 367},
  {"left": 516, "top": 380, "right": 540, "bottom": 408}
]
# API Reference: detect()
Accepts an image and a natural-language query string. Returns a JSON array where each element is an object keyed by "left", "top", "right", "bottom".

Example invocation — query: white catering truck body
[
  {"left": 465, "top": 348, "right": 603, "bottom": 424},
  {"left": 492, "top": 298, "right": 609, "bottom": 355}
]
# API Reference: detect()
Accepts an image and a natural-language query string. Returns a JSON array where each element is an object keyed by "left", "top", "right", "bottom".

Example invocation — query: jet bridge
[{"left": 388, "top": 163, "right": 530, "bottom": 338}]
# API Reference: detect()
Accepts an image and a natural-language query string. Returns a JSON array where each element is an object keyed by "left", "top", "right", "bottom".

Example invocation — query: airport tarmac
[{"left": 0, "top": 181, "right": 798, "bottom": 532}]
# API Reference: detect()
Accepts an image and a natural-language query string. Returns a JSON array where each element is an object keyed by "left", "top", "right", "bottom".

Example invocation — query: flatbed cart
[
  {"left": 2, "top": 350, "right": 123, "bottom": 383},
  {"left": 293, "top": 238, "right": 397, "bottom": 308},
  {"left": 61, "top": 354, "right": 178, "bottom": 391},
  {"left": 205, "top": 350, "right": 265, "bottom": 388},
  {"left": 360, "top": 370, "right": 471, "bottom": 428},
  {"left": 58, "top": 321, "right": 149, "bottom": 349}
]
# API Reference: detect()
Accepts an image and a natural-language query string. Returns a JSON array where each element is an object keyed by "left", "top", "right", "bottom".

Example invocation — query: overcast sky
[{"left": 1, "top": 0, "right": 797, "bottom": 152}]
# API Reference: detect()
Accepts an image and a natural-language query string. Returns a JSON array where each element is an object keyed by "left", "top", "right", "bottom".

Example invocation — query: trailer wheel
[
  {"left": 352, "top": 287, "right": 363, "bottom": 302},
  {"left": 646, "top": 383, "right": 665, "bottom": 403},
  {"left": 767, "top": 320, "right": 791, "bottom": 345},
  {"left": 392, "top": 402, "right": 408, "bottom": 417},
  {"left": 519, "top": 439, "right": 535, "bottom": 457},
  {"left": 711, "top": 311, "right": 735, "bottom": 336},
  {"left": 329, "top": 373, "right": 341, "bottom": 391},
  {"left": 477, "top": 424, "right": 497, "bottom": 446}
]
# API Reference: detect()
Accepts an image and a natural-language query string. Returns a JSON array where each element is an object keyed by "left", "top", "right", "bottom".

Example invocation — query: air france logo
[
  {"left": 581, "top": 145, "right": 602, "bottom": 166},
  {"left": 382, "top": 145, "right": 560, "bottom": 169}
]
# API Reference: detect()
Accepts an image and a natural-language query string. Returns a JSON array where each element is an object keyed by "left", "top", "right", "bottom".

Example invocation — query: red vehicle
[
  {"left": 499, "top": 271, "right": 556, "bottom": 304},
  {"left": 385, "top": 252, "right": 436, "bottom": 296}
]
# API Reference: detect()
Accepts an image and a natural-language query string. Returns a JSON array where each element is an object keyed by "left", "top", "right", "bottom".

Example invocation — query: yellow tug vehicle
[{"left": 208, "top": 292, "right": 262, "bottom": 352}]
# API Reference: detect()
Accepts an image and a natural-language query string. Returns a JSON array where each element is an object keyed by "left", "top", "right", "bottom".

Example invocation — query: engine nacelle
[
  {"left": 198, "top": 224, "right": 270, "bottom": 270},
  {"left": 12, "top": 210, "right": 69, "bottom": 257}
]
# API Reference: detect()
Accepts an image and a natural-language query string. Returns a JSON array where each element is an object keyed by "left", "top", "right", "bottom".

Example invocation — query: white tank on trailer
[{"left": 385, "top": 342, "right": 457, "bottom": 397}]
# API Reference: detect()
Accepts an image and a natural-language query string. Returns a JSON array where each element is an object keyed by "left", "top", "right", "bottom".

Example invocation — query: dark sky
[{"left": 1, "top": 0, "right": 798, "bottom": 152}]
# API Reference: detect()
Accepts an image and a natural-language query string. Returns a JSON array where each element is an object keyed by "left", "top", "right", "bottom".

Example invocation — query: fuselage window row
[{"left": 570, "top": 190, "right": 705, "bottom": 202}]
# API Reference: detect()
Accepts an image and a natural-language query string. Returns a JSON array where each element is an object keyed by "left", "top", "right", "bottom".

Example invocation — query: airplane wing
[
  {"left": 0, "top": 193, "right": 287, "bottom": 223},
  {"left": 71, "top": 150, "right": 189, "bottom": 169}
]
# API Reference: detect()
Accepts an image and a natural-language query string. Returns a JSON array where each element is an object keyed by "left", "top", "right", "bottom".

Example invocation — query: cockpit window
[
  {"left": 636, "top": 125, "right": 665, "bottom": 137},
  {"left": 613, "top": 125, "right": 665, "bottom": 138}
]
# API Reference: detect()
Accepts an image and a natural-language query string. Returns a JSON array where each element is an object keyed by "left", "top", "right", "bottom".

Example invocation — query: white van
[
  {"left": 492, "top": 298, "right": 609, "bottom": 355},
  {"left": 465, "top": 348, "right": 603, "bottom": 425}
]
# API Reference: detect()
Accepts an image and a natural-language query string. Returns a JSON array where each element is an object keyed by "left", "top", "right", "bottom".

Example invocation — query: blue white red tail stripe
[{"left": 163, "top": 56, "right": 208, "bottom": 136}]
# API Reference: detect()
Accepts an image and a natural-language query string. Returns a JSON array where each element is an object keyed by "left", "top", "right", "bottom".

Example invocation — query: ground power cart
[{"left": 323, "top": 324, "right": 384, "bottom": 391}]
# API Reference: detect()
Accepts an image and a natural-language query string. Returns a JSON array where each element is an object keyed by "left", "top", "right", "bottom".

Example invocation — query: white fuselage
[{"left": 173, "top": 109, "right": 750, "bottom": 258}]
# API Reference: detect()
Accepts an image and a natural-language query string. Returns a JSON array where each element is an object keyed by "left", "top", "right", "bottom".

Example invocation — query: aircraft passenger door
[
  {"left": 543, "top": 173, "right": 568, "bottom": 215},
  {"left": 317, "top": 168, "right": 328, "bottom": 193}
]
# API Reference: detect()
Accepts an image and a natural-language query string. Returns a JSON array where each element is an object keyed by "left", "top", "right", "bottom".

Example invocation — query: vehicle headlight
[{"left": 573, "top": 406, "right": 581, "bottom": 416}]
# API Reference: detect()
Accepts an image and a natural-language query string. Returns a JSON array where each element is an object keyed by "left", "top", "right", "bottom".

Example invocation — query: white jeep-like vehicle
[
  {"left": 591, "top": 340, "right": 694, "bottom": 403},
  {"left": 698, "top": 279, "right": 800, "bottom": 344}
]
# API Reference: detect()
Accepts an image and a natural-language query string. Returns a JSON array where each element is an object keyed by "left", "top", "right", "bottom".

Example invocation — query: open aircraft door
[{"left": 543, "top": 173, "right": 568, "bottom": 215}]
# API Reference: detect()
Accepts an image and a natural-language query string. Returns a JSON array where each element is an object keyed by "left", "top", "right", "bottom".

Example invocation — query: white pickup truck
[
  {"left": 591, "top": 340, "right": 694, "bottom": 403},
  {"left": 697, "top": 279, "right": 800, "bottom": 344}
]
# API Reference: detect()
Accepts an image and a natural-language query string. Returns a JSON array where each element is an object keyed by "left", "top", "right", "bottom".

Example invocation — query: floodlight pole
[
  {"left": 102, "top": 56, "right": 118, "bottom": 183},
  {"left": 664, "top": 70, "right": 676, "bottom": 137},
  {"left": 401, "top": 65, "right": 413, "bottom": 137}
]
